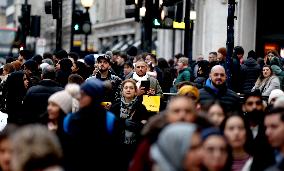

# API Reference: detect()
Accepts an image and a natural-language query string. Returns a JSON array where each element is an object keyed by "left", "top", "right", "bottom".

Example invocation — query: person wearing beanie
[
  {"left": 46, "top": 90, "right": 73, "bottom": 139},
  {"left": 62, "top": 78, "right": 120, "bottom": 171},
  {"left": 83, "top": 54, "right": 95, "bottom": 78},
  {"left": 271, "top": 65, "right": 284, "bottom": 90},
  {"left": 268, "top": 89, "right": 284, "bottom": 105},
  {"left": 201, "top": 127, "right": 232, "bottom": 171},
  {"left": 177, "top": 85, "right": 200, "bottom": 102}
]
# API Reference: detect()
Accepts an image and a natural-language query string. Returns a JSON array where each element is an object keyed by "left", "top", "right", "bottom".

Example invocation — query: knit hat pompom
[
  {"left": 65, "top": 83, "right": 81, "bottom": 99},
  {"left": 48, "top": 90, "right": 73, "bottom": 114}
]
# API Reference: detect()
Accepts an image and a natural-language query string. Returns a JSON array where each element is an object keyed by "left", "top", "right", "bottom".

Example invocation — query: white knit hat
[
  {"left": 268, "top": 89, "right": 284, "bottom": 104},
  {"left": 48, "top": 90, "right": 73, "bottom": 114}
]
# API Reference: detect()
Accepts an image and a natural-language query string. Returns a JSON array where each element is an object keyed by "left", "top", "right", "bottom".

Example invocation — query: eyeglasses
[{"left": 245, "top": 100, "right": 262, "bottom": 106}]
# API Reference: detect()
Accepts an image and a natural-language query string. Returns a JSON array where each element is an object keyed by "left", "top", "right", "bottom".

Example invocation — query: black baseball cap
[{"left": 97, "top": 54, "right": 111, "bottom": 63}]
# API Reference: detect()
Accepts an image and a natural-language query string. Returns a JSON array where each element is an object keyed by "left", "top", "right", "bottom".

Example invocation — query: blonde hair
[{"left": 178, "top": 57, "right": 189, "bottom": 65}]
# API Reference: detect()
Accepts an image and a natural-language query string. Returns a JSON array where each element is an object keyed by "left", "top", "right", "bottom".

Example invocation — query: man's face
[
  {"left": 124, "top": 65, "right": 132, "bottom": 75},
  {"left": 208, "top": 54, "right": 217, "bottom": 63},
  {"left": 116, "top": 56, "right": 124, "bottom": 66},
  {"left": 98, "top": 59, "right": 110, "bottom": 72},
  {"left": 166, "top": 97, "right": 197, "bottom": 123},
  {"left": 265, "top": 114, "right": 284, "bottom": 149},
  {"left": 243, "top": 96, "right": 263, "bottom": 113},
  {"left": 135, "top": 61, "right": 147, "bottom": 77},
  {"left": 210, "top": 67, "right": 226, "bottom": 87}
]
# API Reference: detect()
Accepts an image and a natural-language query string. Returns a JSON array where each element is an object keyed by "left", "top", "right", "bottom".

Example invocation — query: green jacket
[{"left": 175, "top": 68, "right": 191, "bottom": 85}]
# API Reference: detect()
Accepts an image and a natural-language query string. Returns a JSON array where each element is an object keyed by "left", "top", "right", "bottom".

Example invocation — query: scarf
[
  {"left": 120, "top": 97, "right": 138, "bottom": 119},
  {"left": 132, "top": 72, "right": 149, "bottom": 88}
]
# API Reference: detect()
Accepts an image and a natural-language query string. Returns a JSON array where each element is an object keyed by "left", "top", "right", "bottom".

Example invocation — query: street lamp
[{"left": 81, "top": 0, "right": 94, "bottom": 52}]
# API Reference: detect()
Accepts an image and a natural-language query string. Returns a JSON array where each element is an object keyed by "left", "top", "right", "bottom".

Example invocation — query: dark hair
[
  {"left": 158, "top": 58, "right": 169, "bottom": 69},
  {"left": 74, "top": 61, "right": 89, "bottom": 80},
  {"left": 209, "top": 52, "right": 217, "bottom": 56},
  {"left": 124, "top": 60, "right": 134, "bottom": 69},
  {"left": 112, "top": 50, "right": 120, "bottom": 56},
  {"left": 265, "top": 107, "right": 284, "bottom": 122},
  {"left": 43, "top": 52, "right": 53, "bottom": 59},
  {"left": 119, "top": 52, "right": 128, "bottom": 61},
  {"left": 243, "top": 89, "right": 262, "bottom": 102},
  {"left": 32, "top": 54, "right": 43, "bottom": 65},
  {"left": 6, "top": 57, "right": 15, "bottom": 63},
  {"left": 68, "top": 74, "right": 84, "bottom": 85},
  {"left": 174, "top": 53, "right": 184, "bottom": 59},
  {"left": 68, "top": 52, "right": 79, "bottom": 62},
  {"left": 54, "top": 50, "right": 68, "bottom": 60},
  {"left": 58, "top": 58, "right": 72, "bottom": 72},
  {"left": 220, "top": 112, "right": 254, "bottom": 155},
  {"left": 19, "top": 50, "right": 30, "bottom": 59},
  {"left": 259, "top": 65, "right": 273, "bottom": 79},
  {"left": 234, "top": 46, "right": 244, "bottom": 55}
]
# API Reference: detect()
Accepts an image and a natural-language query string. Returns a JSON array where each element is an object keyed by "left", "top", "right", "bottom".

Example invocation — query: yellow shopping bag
[{"left": 142, "top": 95, "right": 161, "bottom": 112}]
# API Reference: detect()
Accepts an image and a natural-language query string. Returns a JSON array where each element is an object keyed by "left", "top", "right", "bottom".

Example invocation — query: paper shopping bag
[{"left": 142, "top": 95, "right": 161, "bottom": 112}]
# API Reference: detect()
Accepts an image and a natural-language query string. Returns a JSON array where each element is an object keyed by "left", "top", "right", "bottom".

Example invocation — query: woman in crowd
[
  {"left": 251, "top": 65, "right": 280, "bottom": 97},
  {"left": 201, "top": 128, "right": 232, "bottom": 171},
  {"left": 220, "top": 114, "right": 254, "bottom": 171},
  {"left": 110, "top": 79, "right": 149, "bottom": 169},
  {"left": 56, "top": 58, "right": 73, "bottom": 87},
  {"left": 206, "top": 101, "right": 226, "bottom": 127},
  {"left": 150, "top": 123, "right": 203, "bottom": 171},
  {"left": 5, "top": 71, "right": 29, "bottom": 124}
]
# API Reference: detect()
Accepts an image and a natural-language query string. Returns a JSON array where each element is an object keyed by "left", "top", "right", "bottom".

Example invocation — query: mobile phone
[{"left": 140, "top": 80, "right": 150, "bottom": 91}]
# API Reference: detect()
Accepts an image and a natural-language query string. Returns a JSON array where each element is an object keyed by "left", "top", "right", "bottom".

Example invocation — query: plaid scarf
[{"left": 120, "top": 97, "right": 138, "bottom": 119}]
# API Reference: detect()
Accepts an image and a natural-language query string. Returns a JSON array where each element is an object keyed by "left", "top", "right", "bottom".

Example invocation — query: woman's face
[
  {"left": 224, "top": 116, "right": 246, "bottom": 149},
  {"left": 183, "top": 132, "right": 203, "bottom": 171},
  {"left": 262, "top": 67, "right": 272, "bottom": 78},
  {"left": 23, "top": 74, "right": 29, "bottom": 89},
  {"left": 0, "top": 139, "right": 12, "bottom": 171},
  {"left": 208, "top": 104, "right": 225, "bottom": 127},
  {"left": 122, "top": 82, "right": 136, "bottom": 100},
  {"left": 267, "top": 52, "right": 274, "bottom": 61},
  {"left": 47, "top": 102, "right": 61, "bottom": 120},
  {"left": 202, "top": 135, "right": 228, "bottom": 171}
]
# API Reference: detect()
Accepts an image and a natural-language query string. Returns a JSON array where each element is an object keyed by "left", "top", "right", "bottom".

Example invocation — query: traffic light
[
  {"left": 152, "top": 1, "right": 185, "bottom": 30},
  {"left": 44, "top": 0, "right": 59, "bottom": 19},
  {"left": 30, "top": 16, "right": 41, "bottom": 37},
  {"left": 125, "top": 0, "right": 141, "bottom": 22},
  {"left": 72, "top": 10, "right": 83, "bottom": 34},
  {"left": 21, "top": 4, "right": 31, "bottom": 36}
]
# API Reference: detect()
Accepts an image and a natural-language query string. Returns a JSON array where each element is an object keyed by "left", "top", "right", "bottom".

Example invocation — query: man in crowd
[
  {"left": 242, "top": 90, "right": 275, "bottom": 171},
  {"left": 132, "top": 60, "right": 163, "bottom": 97},
  {"left": 23, "top": 65, "right": 63, "bottom": 124},
  {"left": 92, "top": 54, "right": 122, "bottom": 103},
  {"left": 199, "top": 65, "right": 239, "bottom": 112},
  {"left": 264, "top": 107, "right": 284, "bottom": 170}
]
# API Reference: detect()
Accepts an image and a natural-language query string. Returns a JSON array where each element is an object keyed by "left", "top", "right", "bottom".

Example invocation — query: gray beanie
[{"left": 48, "top": 90, "right": 73, "bottom": 114}]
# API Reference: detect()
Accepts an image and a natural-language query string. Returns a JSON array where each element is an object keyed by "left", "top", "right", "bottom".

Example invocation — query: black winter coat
[
  {"left": 23, "top": 79, "right": 63, "bottom": 124},
  {"left": 199, "top": 85, "right": 240, "bottom": 113},
  {"left": 240, "top": 58, "right": 261, "bottom": 94}
]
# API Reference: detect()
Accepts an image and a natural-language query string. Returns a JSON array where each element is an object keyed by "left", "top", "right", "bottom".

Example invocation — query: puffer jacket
[{"left": 240, "top": 58, "right": 261, "bottom": 94}]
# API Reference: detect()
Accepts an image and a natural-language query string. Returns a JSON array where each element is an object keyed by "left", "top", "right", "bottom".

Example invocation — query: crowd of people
[{"left": 0, "top": 45, "right": 284, "bottom": 171}]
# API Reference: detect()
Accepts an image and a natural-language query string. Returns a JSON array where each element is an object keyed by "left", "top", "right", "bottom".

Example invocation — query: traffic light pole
[
  {"left": 225, "top": 0, "right": 236, "bottom": 88},
  {"left": 143, "top": 0, "right": 153, "bottom": 53},
  {"left": 184, "top": 0, "right": 191, "bottom": 61},
  {"left": 56, "top": 0, "right": 62, "bottom": 50},
  {"left": 70, "top": 0, "right": 75, "bottom": 51}
]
